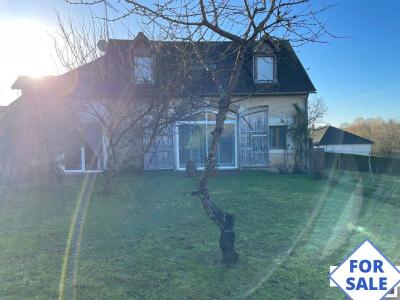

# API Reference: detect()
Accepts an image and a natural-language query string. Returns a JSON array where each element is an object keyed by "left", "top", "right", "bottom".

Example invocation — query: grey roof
[
  {"left": 12, "top": 34, "right": 316, "bottom": 97},
  {"left": 106, "top": 38, "right": 315, "bottom": 95},
  {"left": 311, "top": 126, "right": 374, "bottom": 146}
]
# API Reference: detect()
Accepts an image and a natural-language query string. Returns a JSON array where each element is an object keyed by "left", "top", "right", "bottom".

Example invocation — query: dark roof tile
[
  {"left": 12, "top": 36, "right": 316, "bottom": 97},
  {"left": 311, "top": 126, "right": 374, "bottom": 145}
]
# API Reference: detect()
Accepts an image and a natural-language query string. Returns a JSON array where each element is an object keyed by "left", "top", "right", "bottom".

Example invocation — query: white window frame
[
  {"left": 254, "top": 56, "right": 274, "bottom": 83},
  {"left": 174, "top": 111, "right": 238, "bottom": 171},
  {"left": 134, "top": 56, "right": 154, "bottom": 83},
  {"left": 62, "top": 145, "right": 86, "bottom": 173},
  {"left": 62, "top": 130, "right": 107, "bottom": 174}
]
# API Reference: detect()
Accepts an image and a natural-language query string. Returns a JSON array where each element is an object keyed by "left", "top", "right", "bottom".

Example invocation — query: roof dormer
[{"left": 253, "top": 42, "right": 278, "bottom": 83}]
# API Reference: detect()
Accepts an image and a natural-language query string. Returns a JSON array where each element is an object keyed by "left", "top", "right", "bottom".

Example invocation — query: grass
[{"left": 0, "top": 170, "right": 400, "bottom": 299}]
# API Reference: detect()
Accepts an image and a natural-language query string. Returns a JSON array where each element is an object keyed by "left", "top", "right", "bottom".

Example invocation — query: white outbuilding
[{"left": 311, "top": 126, "right": 374, "bottom": 156}]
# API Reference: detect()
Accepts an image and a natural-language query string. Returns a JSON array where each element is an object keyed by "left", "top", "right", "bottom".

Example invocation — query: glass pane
[
  {"left": 207, "top": 112, "right": 236, "bottom": 121},
  {"left": 279, "top": 126, "right": 287, "bottom": 148},
  {"left": 64, "top": 129, "right": 83, "bottom": 170},
  {"left": 64, "top": 145, "right": 81, "bottom": 170},
  {"left": 178, "top": 124, "right": 207, "bottom": 168},
  {"left": 84, "top": 125, "right": 103, "bottom": 170},
  {"left": 257, "top": 56, "right": 273, "bottom": 81},
  {"left": 135, "top": 57, "right": 153, "bottom": 82},
  {"left": 208, "top": 124, "right": 235, "bottom": 167},
  {"left": 269, "top": 127, "right": 276, "bottom": 148},
  {"left": 269, "top": 126, "right": 287, "bottom": 148}
]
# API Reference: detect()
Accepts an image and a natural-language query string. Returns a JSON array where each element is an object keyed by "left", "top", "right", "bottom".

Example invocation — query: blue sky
[{"left": 0, "top": 0, "right": 399, "bottom": 125}]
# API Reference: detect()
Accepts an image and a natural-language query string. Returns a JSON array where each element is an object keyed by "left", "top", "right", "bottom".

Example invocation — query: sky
[{"left": 0, "top": 0, "right": 399, "bottom": 126}]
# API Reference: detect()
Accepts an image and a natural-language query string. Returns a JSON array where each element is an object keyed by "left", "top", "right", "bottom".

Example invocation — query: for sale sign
[{"left": 330, "top": 240, "right": 400, "bottom": 300}]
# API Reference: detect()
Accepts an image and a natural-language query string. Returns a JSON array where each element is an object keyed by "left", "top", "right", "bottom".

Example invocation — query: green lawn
[{"left": 1, "top": 170, "right": 400, "bottom": 299}]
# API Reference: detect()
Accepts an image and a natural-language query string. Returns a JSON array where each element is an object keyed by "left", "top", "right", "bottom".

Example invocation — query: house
[
  {"left": 10, "top": 33, "right": 316, "bottom": 173},
  {"left": 311, "top": 125, "right": 374, "bottom": 156},
  {"left": 0, "top": 106, "right": 6, "bottom": 115}
]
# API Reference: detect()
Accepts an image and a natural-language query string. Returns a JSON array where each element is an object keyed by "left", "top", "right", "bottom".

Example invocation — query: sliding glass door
[
  {"left": 179, "top": 124, "right": 207, "bottom": 168},
  {"left": 176, "top": 112, "right": 237, "bottom": 170},
  {"left": 207, "top": 124, "right": 236, "bottom": 167}
]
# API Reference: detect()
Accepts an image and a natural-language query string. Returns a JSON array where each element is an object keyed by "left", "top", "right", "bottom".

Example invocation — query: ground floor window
[
  {"left": 176, "top": 112, "right": 237, "bottom": 169},
  {"left": 269, "top": 126, "right": 287, "bottom": 149}
]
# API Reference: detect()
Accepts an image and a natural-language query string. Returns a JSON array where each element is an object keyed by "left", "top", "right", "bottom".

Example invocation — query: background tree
[
  {"left": 309, "top": 96, "right": 328, "bottom": 129},
  {"left": 69, "top": 0, "right": 335, "bottom": 263},
  {"left": 341, "top": 117, "right": 400, "bottom": 157}
]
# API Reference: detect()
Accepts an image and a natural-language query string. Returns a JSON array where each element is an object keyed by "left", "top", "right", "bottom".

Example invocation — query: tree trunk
[
  {"left": 196, "top": 101, "right": 239, "bottom": 264},
  {"left": 104, "top": 146, "right": 117, "bottom": 194},
  {"left": 194, "top": 44, "right": 247, "bottom": 264},
  {"left": 219, "top": 212, "right": 238, "bottom": 263}
]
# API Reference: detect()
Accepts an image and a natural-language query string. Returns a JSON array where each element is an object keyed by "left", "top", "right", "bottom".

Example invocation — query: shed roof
[{"left": 311, "top": 125, "right": 374, "bottom": 146}]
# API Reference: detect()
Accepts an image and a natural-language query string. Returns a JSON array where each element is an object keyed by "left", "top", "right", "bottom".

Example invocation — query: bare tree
[
  {"left": 308, "top": 96, "right": 328, "bottom": 129},
  {"left": 54, "top": 16, "right": 204, "bottom": 192},
  {"left": 54, "top": 13, "right": 106, "bottom": 71},
  {"left": 342, "top": 117, "right": 400, "bottom": 157},
  {"left": 67, "top": 0, "right": 335, "bottom": 263}
]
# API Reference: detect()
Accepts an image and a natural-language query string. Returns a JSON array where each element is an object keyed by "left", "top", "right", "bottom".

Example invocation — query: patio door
[
  {"left": 175, "top": 111, "right": 237, "bottom": 170},
  {"left": 178, "top": 124, "right": 207, "bottom": 168},
  {"left": 239, "top": 107, "right": 269, "bottom": 167}
]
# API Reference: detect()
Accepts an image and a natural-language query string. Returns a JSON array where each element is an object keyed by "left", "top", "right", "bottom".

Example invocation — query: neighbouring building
[{"left": 311, "top": 125, "right": 374, "bottom": 156}]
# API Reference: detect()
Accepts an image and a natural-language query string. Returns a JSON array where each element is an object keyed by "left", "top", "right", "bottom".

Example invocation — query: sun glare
[
  {"left": 0, "top": 19, "right": 58, "bottom": 105},
  {"left": 0, "top": 19, "right": 56, "bottom": 79}
]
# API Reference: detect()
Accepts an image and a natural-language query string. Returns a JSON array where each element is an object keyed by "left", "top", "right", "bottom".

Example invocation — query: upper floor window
[
  {"left": 254, "top": 56, "right": 274, "bottom": 82},
  {"left": 134, "top": 56, "right": 154, "bottom": 83},
  {"left": 269, "top": 126, "right": 287, "bottom": 149}
]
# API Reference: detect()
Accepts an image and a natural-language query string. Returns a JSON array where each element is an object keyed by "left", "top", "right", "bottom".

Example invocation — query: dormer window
[
  {"left": 254, "top": 56, "right": 274, "bottom": 82},
  {"left": 134, "top": 56, "right": 154, "bottom": 83}
]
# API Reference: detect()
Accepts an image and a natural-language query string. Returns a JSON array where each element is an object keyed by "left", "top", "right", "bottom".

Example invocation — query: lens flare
[{"left": 58, "top": 174, "right": 96, "bottom": 300}]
